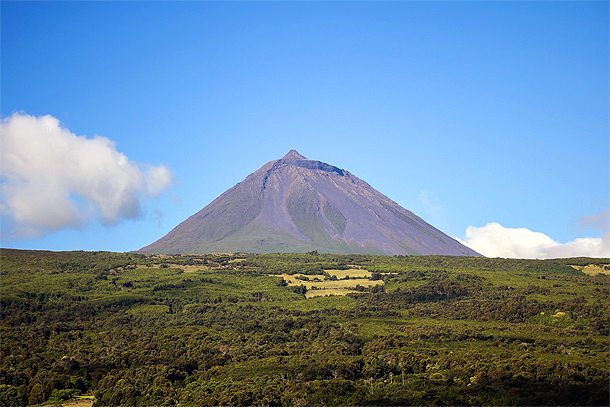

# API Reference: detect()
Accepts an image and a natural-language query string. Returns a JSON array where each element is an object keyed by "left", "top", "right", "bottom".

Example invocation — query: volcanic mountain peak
[
  {"left": 281, "top": 149, "right": 307, "bottom": 160},
  {"left": 139, "top": 152, "right": 480, "bottom": 256},
  {"left": 267, "top": 153, "right": 345, "bottom": 178}
]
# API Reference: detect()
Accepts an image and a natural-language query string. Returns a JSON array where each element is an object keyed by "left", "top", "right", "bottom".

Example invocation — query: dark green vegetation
[{"left": 1, "top": 249, "right": 608, "bottom": 406}]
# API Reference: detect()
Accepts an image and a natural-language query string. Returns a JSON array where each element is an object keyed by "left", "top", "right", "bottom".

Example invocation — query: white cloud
[
  {"left": 457, "top": 222, "right": 610, "bottom": 259},
  {"left": 0, "top": 112, "right": 174, "bottom": 238}
]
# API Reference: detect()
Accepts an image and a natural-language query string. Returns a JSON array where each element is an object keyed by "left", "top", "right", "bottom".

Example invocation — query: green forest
[{"left": 1, "top": 249, "right": 608, "bottom": 406}]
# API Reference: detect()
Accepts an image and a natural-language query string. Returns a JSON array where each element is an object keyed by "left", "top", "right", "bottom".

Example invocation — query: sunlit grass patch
[
  {"left": 325, "top": 268, "right": 372, "bottom": 278},
  {"left": 276, "top": 272, "right": 383, "bottom": 297},
  {"left": 570, "top": 264, "right": 610, "bottom": 275},
  {"left": 51, "top": 397, "right": 95, "bottom": 407},
  {"left": 306, "top": 278, "right": 382, "bottom": 290},
  {"left": 276, "top": 273, "right": 326, "bottom": 284}
]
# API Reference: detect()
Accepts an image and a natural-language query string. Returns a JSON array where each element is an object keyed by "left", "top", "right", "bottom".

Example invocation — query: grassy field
[
  {"left": 1, "top": 249, "right": 608, "bottom": 407},
  {"left": 570, "top": 263, "right": 610, "bottom": 275},
  {"left": 324, "top": 268, "right": 372, "bottom": 278},
  {"left": 48, "top": 395, "right": 95, "bottom": 407},
  {"left": 275, "top": 268, "right": 383, "bottom": 297}
]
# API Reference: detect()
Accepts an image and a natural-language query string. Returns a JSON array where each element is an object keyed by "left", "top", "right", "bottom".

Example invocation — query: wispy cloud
[
  {"left": 153, "top": 209, "right": 165, "bottom": 228},
  {"left": 457, "top": 220, "right": 609, "bottom": 259},
  {"left": 578, "top": 208, "right": 609, "bottom": 232},
  {"left": 418, "top": 190, "right": 444, "bottom": 219},
  {"left": 1, "top": 112, "right": 174, "bottom": 238}
]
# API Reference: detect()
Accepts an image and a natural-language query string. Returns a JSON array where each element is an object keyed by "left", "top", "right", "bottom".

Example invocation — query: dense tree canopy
[{"left": 1, "top": 249, "right": 608, "bottom": 406}]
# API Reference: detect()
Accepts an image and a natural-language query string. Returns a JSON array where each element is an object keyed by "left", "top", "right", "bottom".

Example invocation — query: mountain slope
[{"left": 138, "top": 150, "right": 480, "bottom": 256}]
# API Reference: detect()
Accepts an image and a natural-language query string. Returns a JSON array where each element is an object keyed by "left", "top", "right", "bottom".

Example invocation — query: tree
[
  {"left": 0, "top": 384, "right": 26, "bottom": 407},
  {"left": 28, "top": 383, "right": 47, "bottom": 405}
]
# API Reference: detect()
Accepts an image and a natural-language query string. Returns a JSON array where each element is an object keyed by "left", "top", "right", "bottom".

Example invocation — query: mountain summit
[
  {"left": 282, "top": 149, "right": 307, "bottom": 160},
  {"left": 138, "top": 151, "right": 479, "bottom": 256}
]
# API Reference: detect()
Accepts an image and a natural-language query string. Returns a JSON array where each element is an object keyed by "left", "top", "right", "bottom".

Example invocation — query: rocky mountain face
[{"left": 138, "top": 150, "right": 480, "bottom": 256}]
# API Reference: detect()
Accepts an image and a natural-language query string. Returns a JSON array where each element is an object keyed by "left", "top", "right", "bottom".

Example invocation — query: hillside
[
  {"left": 138, "top": 151, "right": 480, "bottom": 256},
  {"left": 1, "top": 249, "right": 608, "bottom": 406}
]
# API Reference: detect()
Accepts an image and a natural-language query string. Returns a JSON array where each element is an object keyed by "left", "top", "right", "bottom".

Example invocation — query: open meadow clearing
[
  {"left": 324, "top": 268, "right": 372, "bottom": 278},
  {"left": 570, "top": 263, "right": 610, "bottom": 275},
  {"left": 275, "top": 268, "right": 384, "bottom": 297}
]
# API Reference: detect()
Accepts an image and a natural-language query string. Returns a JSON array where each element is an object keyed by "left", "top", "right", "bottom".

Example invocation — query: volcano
[{"left": 138, "top": 150, "right": 479, "bottom": 256}]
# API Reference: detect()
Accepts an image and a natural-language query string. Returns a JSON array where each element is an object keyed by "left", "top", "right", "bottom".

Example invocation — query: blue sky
[{"left": 1, "top": 1, "right": 608, "bottom": 258}]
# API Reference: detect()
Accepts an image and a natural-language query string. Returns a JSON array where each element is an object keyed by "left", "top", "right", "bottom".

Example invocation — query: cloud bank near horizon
[
  {"left": 458, "top": 217, "right": 609, "bottom": 259},
  {"left": 1, "top": 112, "right": 174, "bottom": 238}
]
